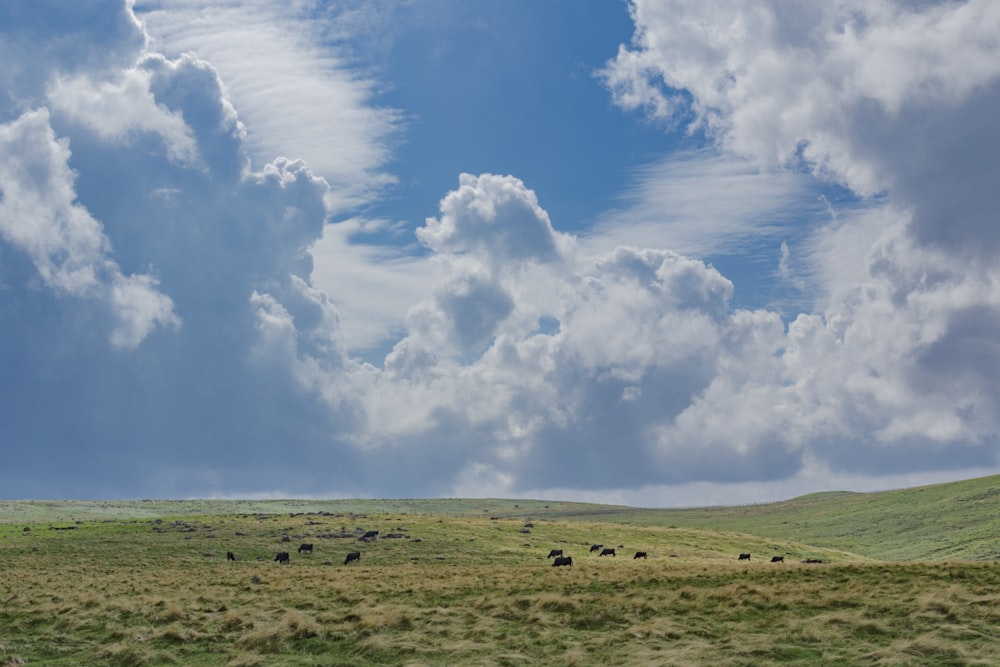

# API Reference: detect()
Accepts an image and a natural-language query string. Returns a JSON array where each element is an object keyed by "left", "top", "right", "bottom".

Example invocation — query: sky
[{"left": 2, "top": 1, "right": 1000, "bottom": 506}]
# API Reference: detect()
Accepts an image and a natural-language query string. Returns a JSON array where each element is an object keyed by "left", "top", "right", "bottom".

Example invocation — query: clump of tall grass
[
  {"left": 150, "top": 599, "right": 185, "bottom": 623},
  {"left": 237, "top": 623, "right": 287, "bottom": 654},
  {"left": 224, "top": 652, "right": 264, "bottom": 667},
  {"left": 237, "top": 609, "right": 325, "bottom": 653},
  {"left": 355, "top": 604, "right": 414, "bottom": 631},
  {"left": 282, "top": 609, "right": 324, "bottom": 639},
  {"left": 155, "top": 621, "right": 201, "bottom": 643},
  {"left": 869, "top": 636, "right": 967, "bottom": 664},
  {"left": 2, "top": 655, "right": 28, "bottom": 667},
  {"left": 93, "top": 642, "right": 155, "bottom": 667},
  {"left": 220, "top": 609, "right": 254, "bottom": 632}
]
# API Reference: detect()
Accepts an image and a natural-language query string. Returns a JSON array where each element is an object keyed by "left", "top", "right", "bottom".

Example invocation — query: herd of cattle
[
  {"left": 227, "top": 539, "right": 809, "bottom": 568},
  {"left": 213, "top": 514, "right": 823, "bottom": 568},
  {"left": 545, "top": 547, "right": 804, "bottom": 567},
  {"left": 267, "top": 547, "right": 361, "bottom": 565}
]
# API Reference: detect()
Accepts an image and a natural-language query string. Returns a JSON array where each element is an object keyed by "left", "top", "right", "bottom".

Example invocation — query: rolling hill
[{"left": 3, "top": 473, "right": 999, "bottom": 561}]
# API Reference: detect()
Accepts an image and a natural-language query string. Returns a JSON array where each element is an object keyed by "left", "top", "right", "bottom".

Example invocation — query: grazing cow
[
  {"left": 590, "top": 544, "right": 603, "bottom": 553},
  {"left": 770, "top": 556, "right": 784, "bottom": 563},
  {"left": 552, "top": 556, "right": 573, "bottom": 567},
  {"left": 633, "top": 551, "right": 647, "bottom": 559},
  {"left": 226, "top": 551, "right": 236, "bottom": 561},
  {"left": 274, "top": 551, "right": 290, "bottom": 564},
  {"left": 344, "top": 551, "right": 361, "bottom": 565},
  {"left": 547, "top": 549, "right": 563, "bottom": 559},
  {"left": 298, "top": 543, "right": 314, "bottom": 554},
  {"left": 359, "top": 530, "right": 379, "bottom": 542},
  {"left": 738, "top": 553, "right": 751, "bottom": 561},
  {"left": 599, "top": 548, "right": 616, "bottom": 557}
]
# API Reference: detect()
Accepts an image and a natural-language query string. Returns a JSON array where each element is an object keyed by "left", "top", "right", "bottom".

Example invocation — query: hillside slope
[
  {"left": 556, "top": 475, "right": 1000, "bottom": 561},
  {"left": 3, "top": 474, "right": 999, "bottom": 561}
]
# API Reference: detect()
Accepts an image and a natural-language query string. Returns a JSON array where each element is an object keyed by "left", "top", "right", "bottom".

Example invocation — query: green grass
[
  {"left": 4, "top": 475, "right": 1000, "bottom": 664},
  {"left": 5, "top": 474, "right": 1000, "bottom": 561},
  {"left": 569, "top": 474, "right": 1000, "bottom": 561},
  {"left": 0, "top": 498, "right": 627, "bottom": 524},
  {"left": 1, "top": 511, "right": 998, "bottom": 666}
]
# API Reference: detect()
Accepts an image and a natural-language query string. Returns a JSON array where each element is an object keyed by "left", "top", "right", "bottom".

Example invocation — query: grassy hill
[
  {"left": 3, "top": 473, "right": 999, "bottom": 561},
  {"left": 3, "top": 478, "right": 1000, "bottom": 665},
  {"left": 543, "top": 474, "right": 1000, "bottom": 561}
]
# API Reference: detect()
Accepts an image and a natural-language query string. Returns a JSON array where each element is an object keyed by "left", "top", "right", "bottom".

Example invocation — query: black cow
[
  {"left": 547, "top": 549, "right": 563, "bottom": 559},
  {"left": 226, "top": 551, "right": 236, "bottom": 561},
  {"left": 599, "top": 548, "right": 616, "bottom": 557},
  {"left": 275, "top": 551, "right": 290, "bottom": 564},
  {"left": 771, "top": 556, "right": 784, "bottom": 563},
  {"left": 359, "top": 530, "right": 379, "bottom": 542},
  {"left": 633, "top": 551, "right": 647, "bottom": 559},
  {"left": 298, "top": 543, "right": 313, "bottom": 554},
  {"left": 738, "top": 553, "right": 751, "bottom": 561},
  {"left": 589, "top": 544, "right": 603, "bottom": 553},
  {"left": 552, "top": 556, "right": 573, "bottom": 567},
  {"left": 344, "top": 551, "right": 361, "bottom": 565}
]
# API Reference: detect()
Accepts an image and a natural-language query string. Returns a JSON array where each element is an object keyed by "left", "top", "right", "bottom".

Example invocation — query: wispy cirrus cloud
[
  {"left": 582, "top": 150, "right": 823, "bottom": 261},
  {"left": 135, "top": 0, "right": 402, "bottom": 213}
]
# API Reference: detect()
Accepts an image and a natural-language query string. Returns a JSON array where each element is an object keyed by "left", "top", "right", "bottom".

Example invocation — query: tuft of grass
[
  {"left": 220, "top": 610, "right": 255, "bottom": 632},
  {"left": 94, "top": 642, "right": 156, "bottom": 667},
  {"left": 236, "top": 623, "right": 287, "bottom": 654},
  {"left": 151, "top": 600, "right": 185, "bottom": 623},
  {"left": 224, "top": 652, "right": 265, "bottom": 667}
]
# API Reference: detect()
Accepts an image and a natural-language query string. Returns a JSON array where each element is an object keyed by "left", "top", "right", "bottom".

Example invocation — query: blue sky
[{"left": 3, "top": 1, "right": 1000, "bottom": 506}]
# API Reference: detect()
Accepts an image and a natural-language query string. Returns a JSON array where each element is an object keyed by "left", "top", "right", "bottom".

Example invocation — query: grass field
[
  {"left": 567, "top": 473, "right": 1000, "bottom": 562},
  {"left": 2, "top": 476, "right": 1000, "bottom": 665}
]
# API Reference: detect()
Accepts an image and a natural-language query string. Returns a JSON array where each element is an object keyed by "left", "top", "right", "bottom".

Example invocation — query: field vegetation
[
  {"left": 2, "top": 476, "right": 1000, "bottom": 665},
  {"left": 572, "top": 473, "right": 1000, "bottom": 561}
]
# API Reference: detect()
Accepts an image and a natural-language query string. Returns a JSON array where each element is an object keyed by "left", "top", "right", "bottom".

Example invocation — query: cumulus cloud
[
  {"left": 600, "top": 1, "right": 1000, "bottom": 195},
  {"left": 47, "top": 65, "right": 199, "bottom": 165},
  {"left": 0, "top": 2, "right": 364, "bottom": 497},
  {"left": 592, "top": 0, "right": 1000, "bottom": 484},
  {"left": 0, "top": 109, "right": 180, "bottom": 347},
  {"left": 135, "top": 0, "right": 402, "bottom": 213},
  {"left": 3, "top": 0, "right": 1000, "bottom": 504},
  {"left": 0, "top": 1, "right": 146, "bottom": 121},
  {"left": 417, "top": 173, "right": 574, "bottom": 265},
  {"left": 347, "top": 174, "right": 765, "bottom": 493}
]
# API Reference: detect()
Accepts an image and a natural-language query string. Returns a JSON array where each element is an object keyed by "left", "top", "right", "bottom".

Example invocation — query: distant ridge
[
  {"left": 788, "top": 490, "right": 862, "bottom": 501},
  {"left": 573, "top": 474, "right": 1000, "bottom": 562},
  {"left": 2, "top": 474, "right": 999, "bottom": 561}
]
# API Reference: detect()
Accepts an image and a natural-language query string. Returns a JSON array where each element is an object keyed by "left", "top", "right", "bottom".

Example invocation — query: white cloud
[
  {"left": 601, "top": 0, "right": 1000, "bottom": 201},
  {"left": 417, "top": 173, "right": 575, "bottom": 265},
  {"left": 134, "top": 0, "right": 402, "bottom": 214},
  {"left": 309, "top": 217, "right": 434, "bottom": 354},
  {"left": 4, "top": 0, "right": 1000, "bottom": 504},
  {"left": 47, "top": 66, "right": 199, "bottom": 165},
  {"left": 0, "top": 1, "right": 147, "bottom": 121},
  {"left": 0, "top": 109, "right": 180, "bottom": 347},
  {"left": 584, "top": 0, "right": 1000, "bottom": 485},
  {"left": 583, "top": 151, "right": 822, "bottom": 260}
]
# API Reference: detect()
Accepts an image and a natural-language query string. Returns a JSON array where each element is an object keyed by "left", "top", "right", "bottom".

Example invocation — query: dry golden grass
[{"left": 2, "top": 512, "right": 1000, "bottom": 665}]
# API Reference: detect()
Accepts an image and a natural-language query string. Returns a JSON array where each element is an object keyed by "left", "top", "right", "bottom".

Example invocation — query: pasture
[{"left": 2, "top": 486, "right": 1000, "bottom": 665}]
